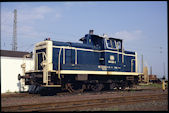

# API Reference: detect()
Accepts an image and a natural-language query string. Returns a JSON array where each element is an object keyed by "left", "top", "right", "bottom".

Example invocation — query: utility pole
[{"left": 12, "top": 9, "right": 17, "bottom": 51}]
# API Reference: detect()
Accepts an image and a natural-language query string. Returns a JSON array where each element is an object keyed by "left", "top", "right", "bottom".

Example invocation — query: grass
[
  {"left": 139, "top": 83, "right": 165, "bottom": 89},
  {"left": 4, "top": 90, "right": 19, "bottom": 94},
  {"left": 6, "top": 90, "right": 12, "bottom": 93},
  {"left": 148, "top": 83, "right": 162, "bottom": 88}
]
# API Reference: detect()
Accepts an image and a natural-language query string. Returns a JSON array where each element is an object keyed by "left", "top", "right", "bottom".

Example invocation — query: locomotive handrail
[
  {"left": 58, "top": 48, "right": 62, "bottom": 79},
  {"left": 131, "top": 59, "right": 135, "bottom": 72},
  {"left": 38, "top": 52, "right": 48, "bottom": 84}
]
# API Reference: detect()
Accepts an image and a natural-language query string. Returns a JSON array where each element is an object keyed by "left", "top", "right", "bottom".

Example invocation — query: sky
[{"left": 1, "top": 1, "right": 168, "bottom": 79}]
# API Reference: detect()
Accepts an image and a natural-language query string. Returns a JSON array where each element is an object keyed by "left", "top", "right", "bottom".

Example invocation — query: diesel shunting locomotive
[{"left": 18, "top": 30, "right": 139, "bottom": 95}]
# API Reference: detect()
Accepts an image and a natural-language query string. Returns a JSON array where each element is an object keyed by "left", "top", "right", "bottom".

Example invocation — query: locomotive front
[{"left": 19, "top": 39, "right": 61, "bottom": 87}]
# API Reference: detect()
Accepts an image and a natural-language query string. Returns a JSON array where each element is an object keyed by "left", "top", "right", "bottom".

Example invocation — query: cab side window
[
  {"left": 111, "top": 40, "right": 116, "bottom": 49},
  {"left": 106, "top": 39, "right": 122, "bottom": 50},
  {"left": 107, "top": 40, "right": 112, "bottom": 48},
  {"left": 116, "top": 41, "right": 122, "bottom": 50},
  {"left": 106, "top": 39, "right": 116, "bottom": 49}
]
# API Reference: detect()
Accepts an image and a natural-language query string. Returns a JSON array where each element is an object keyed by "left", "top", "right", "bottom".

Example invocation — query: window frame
[
  {"left": 116, "top": 41, "right": 122, "bottom": 50},
  {"left": 105, "top": 39, "right": 118, "bottom": 50}
]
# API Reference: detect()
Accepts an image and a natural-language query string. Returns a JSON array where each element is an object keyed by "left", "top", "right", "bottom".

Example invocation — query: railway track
[
  {"left": 1, "top": 87, "right": 161, "bottom": 98},
  {"left": 2, "top": 93, "right": 167, "bottom": 111}
]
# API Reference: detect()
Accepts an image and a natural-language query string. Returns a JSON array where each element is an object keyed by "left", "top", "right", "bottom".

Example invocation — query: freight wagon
[{"left": 18, "top": 30, "right": 139, "bottom": 95}]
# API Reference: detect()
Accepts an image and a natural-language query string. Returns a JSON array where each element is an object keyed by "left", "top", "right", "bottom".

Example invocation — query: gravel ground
[
  {"left": 1, "top": 88, "right": 168, "bottom": 111},
  {"left": 87, "top": 100, "right": 168, "bottom": 111}
]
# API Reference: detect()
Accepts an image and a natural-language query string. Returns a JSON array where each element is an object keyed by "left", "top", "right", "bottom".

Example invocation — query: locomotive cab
[
  {"left": 80, "top": 35, "right": 104, "bottom": 50},
  {"left": 80, "top": 30, "right": 123, "bottom": 52}
]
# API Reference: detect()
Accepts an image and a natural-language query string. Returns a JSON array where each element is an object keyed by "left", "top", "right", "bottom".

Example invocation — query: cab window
[
  {"left": 107, "top": 40, "right": 112, "bottom": 48},
  {"left": 106, "top": 39, "right": 117, "bottom": 49},
  {"left": 111, "top": 40, "right": 116, "bottom": 48},
  {"left": 106, "top": 39, "right": 122, "bottom": 50},
  {"left": 116, "top": 41, "right": 122, "bottom": 50}
]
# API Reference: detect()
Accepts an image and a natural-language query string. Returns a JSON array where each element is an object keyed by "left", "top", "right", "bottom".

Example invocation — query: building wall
[{"left": 1, "top": 56, "right": 34, "bottom": 93}]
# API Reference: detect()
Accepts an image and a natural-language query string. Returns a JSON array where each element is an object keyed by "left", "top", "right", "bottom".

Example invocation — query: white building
[{"left": 1, "top": 50, "right": 34, "bottom": 93}]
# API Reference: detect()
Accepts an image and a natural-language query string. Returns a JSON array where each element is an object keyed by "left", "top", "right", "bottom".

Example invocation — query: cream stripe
[
  {"left": 55, "top": 70, "right": 139, "bottom": 76},
  {"left": 75, "top": 49, "right": 77, "bottom": 64},
  {"left": 53, "top": 45, "right": 136, "bottom": 57}
]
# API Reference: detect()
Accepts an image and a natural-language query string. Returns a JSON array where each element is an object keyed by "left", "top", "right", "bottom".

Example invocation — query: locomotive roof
[
  {"left": 109, "top": 37, "right": 123, "bottom": 41},
  {"left": 79, "top": 34, "right": 123, "bottom": 42}
]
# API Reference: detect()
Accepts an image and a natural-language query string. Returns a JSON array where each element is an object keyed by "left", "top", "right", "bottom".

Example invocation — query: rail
[{"left": 2, "top": 93, "right": 167, "bottom": 112}]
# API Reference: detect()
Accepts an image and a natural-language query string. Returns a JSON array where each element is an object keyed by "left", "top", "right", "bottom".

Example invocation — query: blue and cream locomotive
[{"left": 19, "top": 30, "right": 139, "bottom": 94}]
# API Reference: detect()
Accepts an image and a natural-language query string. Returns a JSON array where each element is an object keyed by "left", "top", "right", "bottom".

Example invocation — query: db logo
[
  {"left": 110, "top": 55, "right": 115, "bottom": 61},
  {"left": 108, "top": 55, "right": 116, "bottom": 64}
]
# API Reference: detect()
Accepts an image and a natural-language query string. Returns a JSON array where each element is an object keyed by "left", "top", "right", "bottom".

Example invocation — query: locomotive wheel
[
  {"left": 120, "top": 82, "right": 127, "bottom": 90},
  {"left": 120, "top": 86, "right": 125, "bottom": 90},
  {"left": 28, "top": 85, "right": 42, "bottom": 94},
  {"left": 91, "top": 83, "right": 104, "bottom": 92},
  {"left": 109, "top": 83, "right": 116, "bottom": 90},
  {"left": 65, "top": 83, "right": 85, "bottom": 93},
  {"left": 34, "top": 86, "right": 43, "bottom": 94},
  {"left": 28, "top": 85, "right": 37, "bottom": 94}
]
